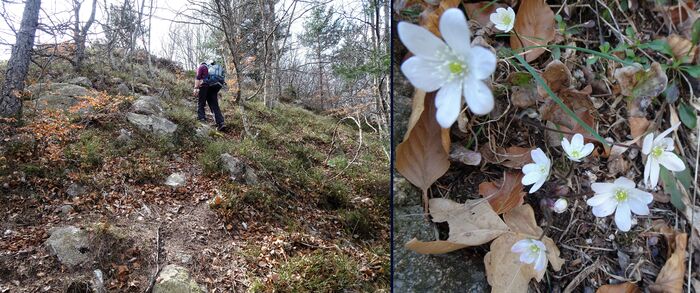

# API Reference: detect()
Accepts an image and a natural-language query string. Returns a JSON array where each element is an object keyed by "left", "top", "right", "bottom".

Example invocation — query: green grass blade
[
  {"left": 516, "top": 44, "right": 635, "bottom": 66},
  {"left": 512, "top": 52, "right": 609, "bottom": 146}
]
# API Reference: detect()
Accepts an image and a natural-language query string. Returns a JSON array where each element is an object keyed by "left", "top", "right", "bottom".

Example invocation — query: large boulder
[
  {"left": 153, "top": 265, "right": 206, "bottom": 293},
  {"left": 26, "top": 83, "right": 90, "bottom": 112},
  {"left": 66, "top": 77, "right": 93, "bottom": 88},
  {"left": 220, "top": 153, "right": 245, "bottom": 180},
  {"left": 45, "top": 226, "right": 91, "bottom": 268},
  {"left": 126, "top": 113, "right": 177, "bottom": 135},
  {"left": 131, "top": 95, "right": 164, "bottom": 116}
]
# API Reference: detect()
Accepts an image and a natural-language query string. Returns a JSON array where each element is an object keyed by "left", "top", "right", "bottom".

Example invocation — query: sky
[{"left": 0, "top": 0, "right": 380, "bottom": 61}]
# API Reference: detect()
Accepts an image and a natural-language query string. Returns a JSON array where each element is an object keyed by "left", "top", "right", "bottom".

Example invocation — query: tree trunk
[
  {"left": 73, "top": 0, "right": 97, "bottom": 72},
  {"left": 0, "top": 0, "right": 42, "bottom": 118}
]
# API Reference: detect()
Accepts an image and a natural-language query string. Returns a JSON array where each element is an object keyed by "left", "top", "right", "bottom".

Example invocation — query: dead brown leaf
[
  {"left": 479, "top": 171, "right": 526, "bottom": 214},
  {"left": 464, "top": 2, "right": 508, "bottom": 28},
  {"left": 449, "top": 144, "right": 482, "bottom": 166},
  {"left": 419, "top": 0, "right": 461, "bottom": 36},
  {"left": 396, "top": 92, "right": 451, "bottom": 212},
  {"left": 650, "top": 230, "right": 687, "bottom": 293},
  {"left": 405, "top": 198, "right": 510, "bottom": 254},
  {"left": 614, "top": 62, "right": 668, "bottom": 116},
  {"left": 511, "top": 86, "right": 538, "bottom": 108},
  {"left": 480, "top": 145, "right": 534, "bottom": 168},
  {"left": 511, "top": 0, "right": 556, "bottom": 62},
  {"left": 629, "top": 117, "right": 650, "bottom": 141},
  {"left": 504, "top": 204, "right": 565, "bottom": 270},
  {"left": 596, "top": 282, "right": 642, "bottom": 293},
  {"left": 666, "top": 34, "right": 696, "bottom": 63}
]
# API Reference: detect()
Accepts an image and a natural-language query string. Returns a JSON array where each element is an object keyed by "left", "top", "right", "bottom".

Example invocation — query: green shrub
[
  {"left": 272, "top": 250, "right": 359, "bottom": 292},
  {"left": 199, "top": 139, "right": 233, "bottom": 175},
  {"left": 64, "top": 130, "right": 107, "bottom": 169}
]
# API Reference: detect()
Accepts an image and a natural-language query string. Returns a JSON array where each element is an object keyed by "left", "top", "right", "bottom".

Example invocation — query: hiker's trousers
[{"left": 197, "top": 84, "right": 224, "bottom": 127}]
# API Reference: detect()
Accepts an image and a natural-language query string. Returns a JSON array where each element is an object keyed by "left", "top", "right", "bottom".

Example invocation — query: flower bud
[{"left": 552, "top": 198, "right": 568, "bottom": 213}]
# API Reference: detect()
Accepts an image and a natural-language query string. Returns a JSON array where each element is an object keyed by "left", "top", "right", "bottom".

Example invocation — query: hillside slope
[{"left": 0, "top": 58, "right": 389, "bottom": 292}]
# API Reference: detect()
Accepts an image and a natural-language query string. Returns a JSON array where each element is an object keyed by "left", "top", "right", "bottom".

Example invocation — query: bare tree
[
  {"left": 1, "top": 0, "right": 42, "bottom": 118},
  {"left": 71, "top": 0, "right": 98, "bottom": 72}
]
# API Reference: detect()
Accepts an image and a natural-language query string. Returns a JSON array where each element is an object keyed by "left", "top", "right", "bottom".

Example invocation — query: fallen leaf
[
  {"left": 480, "top": 145, "right": 534, "bottom": 168},
  {"left": 479, "top": 171, "right": 526, "bottom": 214},
  {"left": 657, "top": 0, "right": 698, "bottom": 39},
  {"left": 650, "top": 228, "right": 687, "bottom": 292},
  {"left": 503, "top": 204, "right": 564, "bottom": 270},
  {"left": 449, "top": 144, "right": 482, "bottom": 165},
  {"left": 420, "top": 0, "right": 461, "bottom": 36},
  {"left": 511, "top": 86, "right": 538, "bottom": 108},
  {"left": 666, "top": 34, "right": 695, "bottom": 63},
  {"left": 511, "top": 0, "right": 556, "bottom": 62},
  {"left": 596, "top": 282, "right": 641, "bottom": 293},
  {"left": 405, "top": 198, "right": 509, "bottom": 254},
  {"left": 614, "top": 62, "right": 668, "bottom": 117},
  {"left": 464, "top": 1, "right": 508, "bottom": 28},
  {"left": 396, "top": 91, "right": 451, "bottom": 212},
  {"left": 629, "top": 117, "right": 650, "bottom": 142}
]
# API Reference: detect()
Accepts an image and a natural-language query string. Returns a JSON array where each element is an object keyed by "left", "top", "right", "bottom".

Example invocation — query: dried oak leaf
[
  {"left": 396, "top": 91, "right": 450, "bottom": 212},
  {"left": 480, "top": 145, "right": 533, "bottom": 168},
  {"left": 650, "top": 228, "right": 687, "bottom": 293},
  {"left": 596, "top": 282, "right": 642, "bottom": 293},
  {"left": 666, "top": 34, "right": 696, "bottom": 63},
  {"left": 449, "top": 144, "right": 482, "bottom": 166},
  {"left": 484, "top": 204, "right": 564, "bottom": 293},
  {"left": 479, "top": 171, "right": 526, "bottom": 214},
  {"left": 510, "top": 0, "right": 556, "bottom": 62},
  {"left": 614, "top": 62, "right": 668, "bottom": 116},
  {"left": 405, "top": 198, "right": 509, "bottom": 254},
  {"left": 464, "top": 1, "right": 508, "bottom": 28}
]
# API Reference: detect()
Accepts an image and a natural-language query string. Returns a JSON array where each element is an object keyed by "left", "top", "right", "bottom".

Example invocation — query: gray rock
[
  {"left": 131, "top": 96, "right": 163, "bottom": 116},
  {"left": 126, "top": 113, "right": 177, "bottom": 135},
  {"left": 66, "top": 77, "right": 92, "bottom": 88},
  {"left": 165, "top": 173, "right": 186, "bottom": 187},
  {"left": 220, "top": 153, "right": 244, "bottom": 180},
  {"left": 195, "top": 123, "right": 212, "bottom": 138},
  {"left": 45, "top": 226, "right": 90, "bottom": 267},
  {"left": 393, "top": 205, "right": 488, "bottom": 292},
  {"left": 153, "top": 265, "right": 206, "bottom": 293},
  {"left": 116, "top": 83, "right": 131, "bottom": 95},
  {"left": 67, "top": 183, "right": 86, "bottom": 197},
  {"left": 393, "top": 177, "right": 420, "bottom": 207},
  {"left": 174, "top": 252, "right": 193, "bottom": 265},
  {"left": 116, "top": 129, "right": 132, "bottom": 143},
  {"left": 56, "top": 204, "right": 74, "bottom": 216},
  {"left": 134, "top": 83, "right": 152, "bottom": 94},
  {"left": 244, "top": 167, "right": 258, "bottom": 185},
  {"left": 27, "top": 83, "right": 90, "bottom": 112},
  {"left": 93, "top": 269, "right": 106, "bottom": 293}
]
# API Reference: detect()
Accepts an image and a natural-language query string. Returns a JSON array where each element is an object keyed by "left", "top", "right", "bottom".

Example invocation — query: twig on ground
[{"left": 563, "top": 258, "right": 602, "bottom": 293}]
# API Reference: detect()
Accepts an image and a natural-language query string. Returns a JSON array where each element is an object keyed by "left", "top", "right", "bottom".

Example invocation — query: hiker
[{"left": 194, "top": 59, "right": 226, "bottom": 130}]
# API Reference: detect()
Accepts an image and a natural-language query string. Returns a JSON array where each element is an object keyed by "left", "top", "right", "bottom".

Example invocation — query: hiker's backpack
[{"left": 205, "top": 63, "right": 226, "bottom": 86}]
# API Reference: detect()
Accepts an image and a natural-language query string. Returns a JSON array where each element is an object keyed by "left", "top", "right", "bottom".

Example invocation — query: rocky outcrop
[
  {"left": 153, "top": 265, "right": 206, "bottom": 293},
  {"left": 66, "top": 77, "right": 93, "bottom": 88},
  {"left": 126, "top": 113, "right": 177, "bottom": 135},
  {"left": 26, "top": 83, "right": 90, "bottom": 112},
  {"left": 131, "top": 95, "right": 164, "bottom": 115},
  {"left": 45, "top": 226, "right": 90, "bottom": 268}
]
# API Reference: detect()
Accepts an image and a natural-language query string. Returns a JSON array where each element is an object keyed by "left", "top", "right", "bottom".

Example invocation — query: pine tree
[{"left": 299, "top": 5, "right": 344, "bottom": 105}]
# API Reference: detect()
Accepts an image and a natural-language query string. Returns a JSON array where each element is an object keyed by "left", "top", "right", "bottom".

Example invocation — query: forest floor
[
  {"left": 0, "top": 62, "right": 389, "bottom": 292},
  {"left": 394, "top": 0, "right": 700, "bottom": 292}
]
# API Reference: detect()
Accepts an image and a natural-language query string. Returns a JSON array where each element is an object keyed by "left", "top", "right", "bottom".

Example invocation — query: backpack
[{"left": 204, "top": 63, "right": 226, "bottom": 86}]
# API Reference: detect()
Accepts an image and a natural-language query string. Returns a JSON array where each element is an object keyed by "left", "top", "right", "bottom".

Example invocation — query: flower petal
[
  {"left": 533, "top": 250, "right": 548, "bottom": 272},
  {"left": 592, "top": 201, "right": 616, "bottom": 217},
  {"left": 627, "top": 196, "right": 650, "bottom": 216},
  {"left": 522, "top": 171, "right": 541, "bottom": 185},
  {"left": 614, "top": 177, "right": 636, "bottom": 189},
  {"left": 531, "top": 148, "right": 549, "bottom": 165},
  {"left": 463, "top": 78, "right": 494, "bottom": 115},
  {"left": 511, "top": 239, "right": 531, "bottom": 253},
  {"left": 654, "top": 122, "right": 681, "bottom": 145},
  {"left": 522, "top": 163, "right": 539, "bottom": 174},
  {"left": 591, "top": 182, "right": 616, "bottom": 194},
  {"left": 580, "top": 143, "right": 595, "bottom": 157},
  {"left": 649, "top": 159, "right": 661, "bottom": 187},
  {"left": 572, "top": 133, "right": 584, "bottom": 148},
  {"left": 586, "top": 193, "right": 613, "bottom": 207},
  {"left": 434, "top": 81, "right": 463, "bottom": 128},
  {"left": 644, "top": 156, "right": 652, "bottom": 187},
  {"left": 642, "top": 133, "right": 654, "bottom": 155},
  {"left": 400, "top": 57, "right": 447, "bottom": 92},
  {"left": 659, "top": 152, "right": 685, "bottom": 171},
  {"left": 658, "top": 137, "right": 675, "bottom": 151},
  {"left": 615, "top": 202, "right": 632, "bottom": 232},
  {"left": 439, "top": 9, "right": 472, "bottom": 58},
  {"left": 529, "top": 177, "right": 546, "bottom": 193},
  {"left": 561, "top": 137, "right": 571, "bottom": 153},
  {"left": 468, "top": 46, "right": 497, "bottom": 80},
  {"left": 520, "top": 250, "right": 537, "bottom": 264},
  {"left": 397, "top": 22, "right": 448, "bottom": 60},
  {"left": 630, "top": 188, "right": 653, "bottom": 204}
]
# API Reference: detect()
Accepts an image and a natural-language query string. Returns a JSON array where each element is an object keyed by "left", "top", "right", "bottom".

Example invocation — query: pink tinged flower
[
  {"left": 585, "top": 177, "right": 653, "bottom": 232},
  {"left": 642, "top": 122, "right": 686, "bottom": 188},
  {"left": 561, "top": 133, "right": 594, "bottom": 162},
  {"left": 521, "top": 148, "right": 550, "bottom": 193},
  {"left": 511, "top": 238, "right": 548, "bottom": 272},
  {"left": 397, "top": 8, "right": 497, "bottom": 128}
]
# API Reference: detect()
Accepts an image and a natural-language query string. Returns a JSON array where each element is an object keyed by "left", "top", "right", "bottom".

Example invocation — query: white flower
[
  {"left": 642, "top": 122, "right": 686, "bottom": 188},
  {"left": 511, "top": 238, "right": 547, "bottom": 272},
  {"left": 489, "top": 7, "right": 516, "bottom": 32},
  {"left": 561, "top": 133, "right": 594, "bottom": 162},
  {"left": 397, "top": 8, "right": 497, "bottom": 128},
  {"left": 585, "top": 177, "right": 653, "bottom": 232},
  {"left": 552, "top": 198, "right": 568, "bottom": 213},
  {"left": 521, "top": 148, "right": 550, "bottom": 193}
]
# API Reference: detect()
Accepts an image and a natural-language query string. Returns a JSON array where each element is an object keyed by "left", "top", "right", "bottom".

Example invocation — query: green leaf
[
  {"left": 681, "top": 65, "right": 700, "bottom": 78},
  {"left": 676, "top": 167, "right": 693, "bottom": 190},
  {"left": 664, "top": 82, "right": 680, "bottom": 104},
  {"left": 586, "top": 56, "right": 599, "bottom": 65},
  {"left": 660, "top": 166, "right": 686, "bottom": 210},
  {"left": 509, "top": 72, "right": 533, "bottom": 87},
  {"left": 692, "top": 18, "right": 700, "bottom": 44},
  {"left": 642, "top": 39, "right": 674, "bottom": 56},
  {"left": 679, "top": 102, "right": 697, "bottom": 129},
  {"left": 551, "top": 46, "right": 561, "bottom": 60}
]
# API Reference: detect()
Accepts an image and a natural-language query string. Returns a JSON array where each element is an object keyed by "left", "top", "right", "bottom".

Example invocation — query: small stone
[
  {"left": 220, "top": 153, "right": 245, "bottom": 180},
  {"left": 45, "top": 226, "right": 90, "bottom": 267},
  {"left": 244, "top": 167, "right": 258, "bottom": 185},
  {"left": 116, "top": 129, "right": 132, "bottom": 143},
  {"left": 66, "top": 183, "right": 86, "bottom": 197},
  {"left": 153, "top": 265, "right": 206, "bottom": 293},
  {"left": 57, "top": 205, "right": 74, "bottom": 216},
  {"left": 165, "top": 173, "right": 186, "bottom": 188}
]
